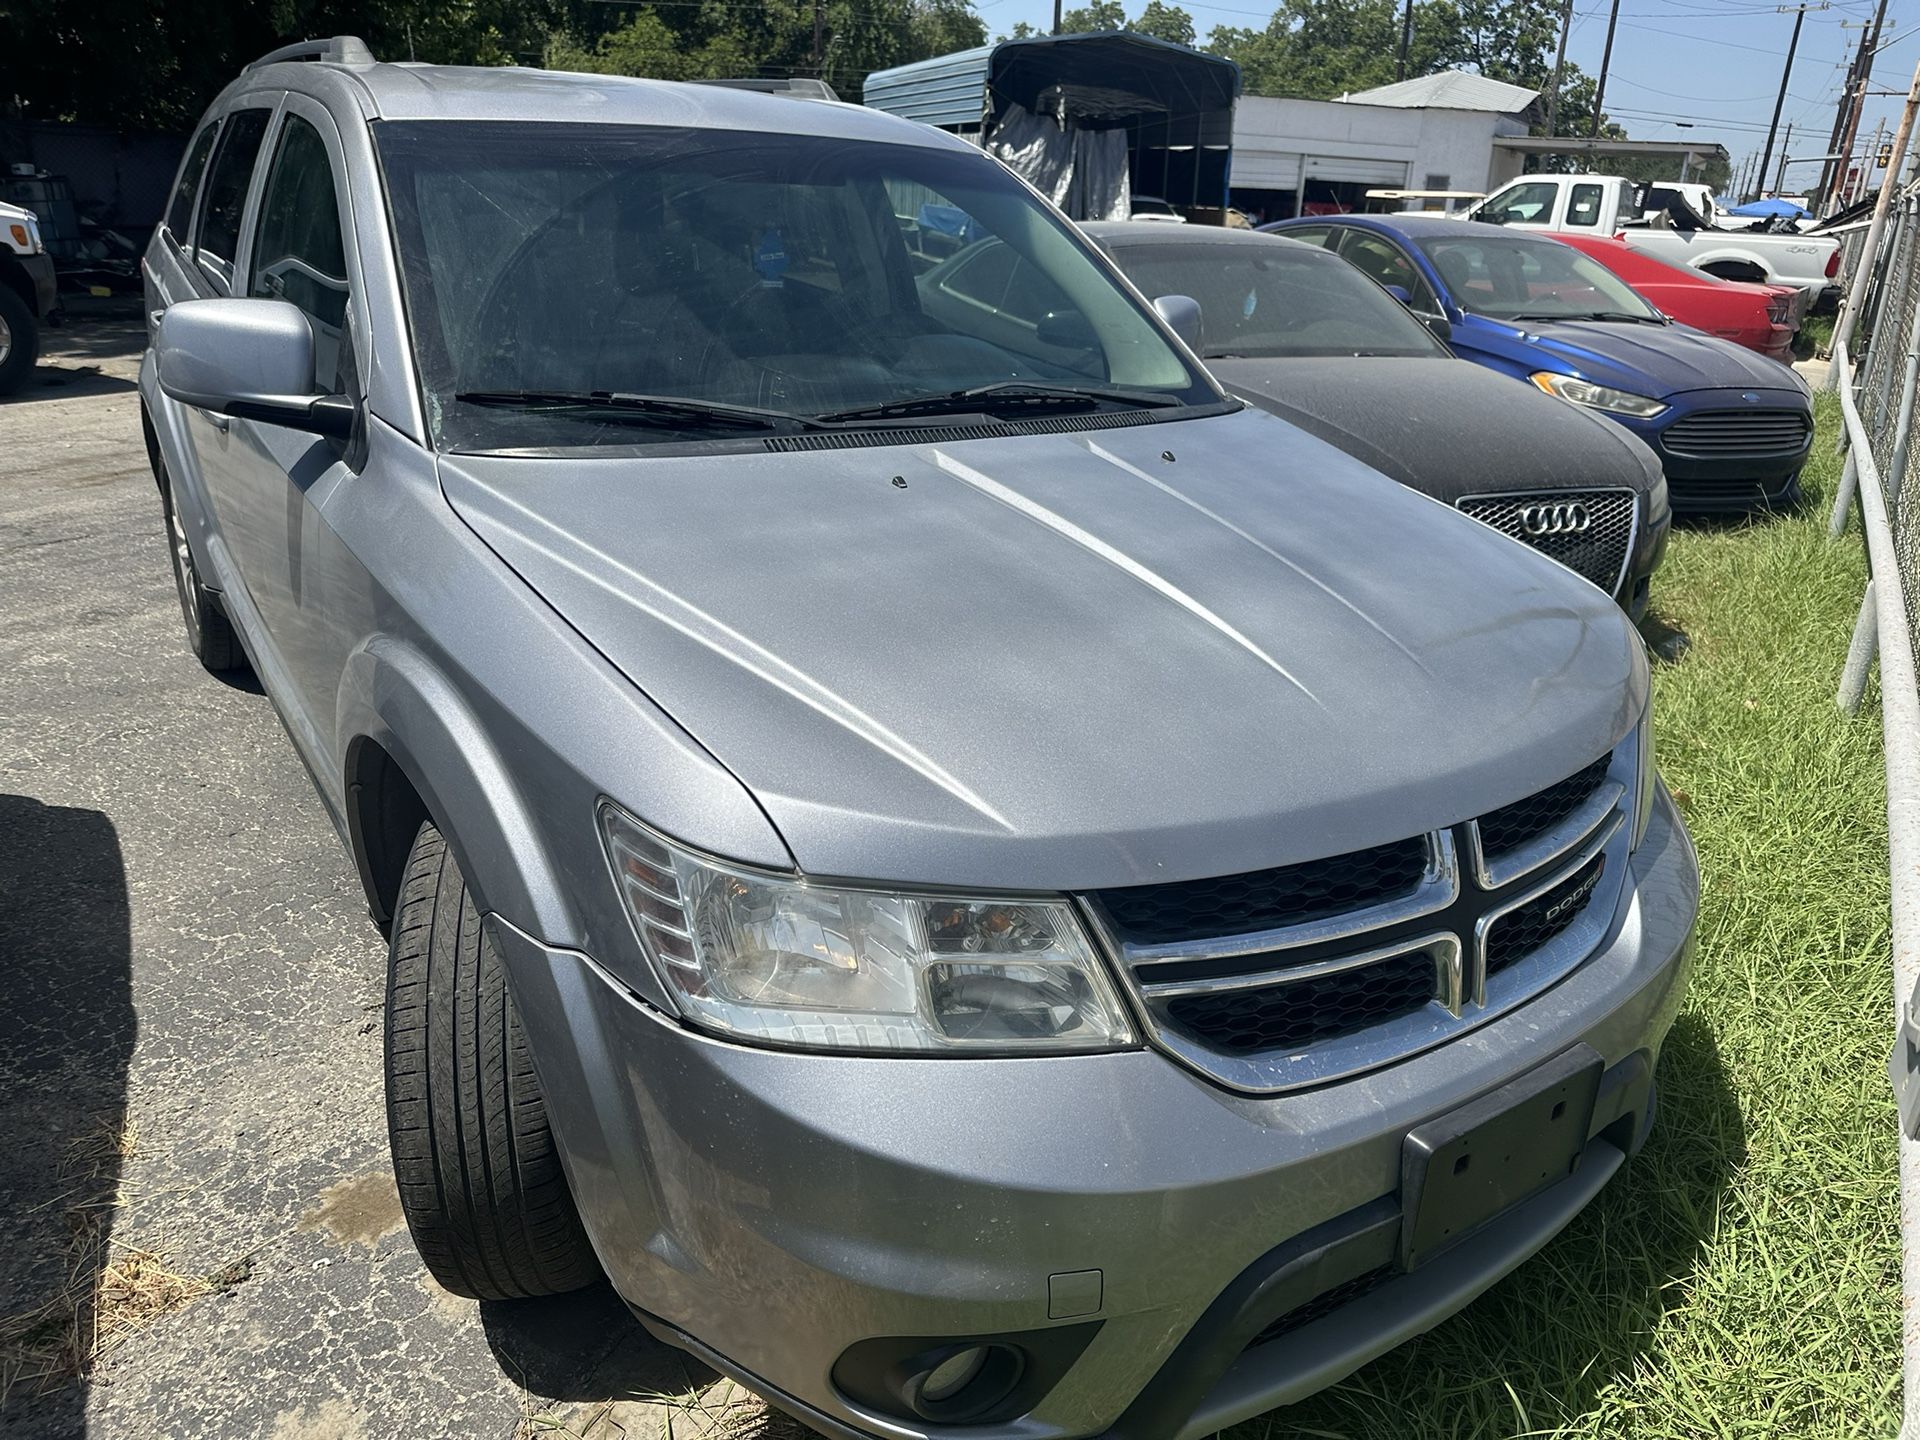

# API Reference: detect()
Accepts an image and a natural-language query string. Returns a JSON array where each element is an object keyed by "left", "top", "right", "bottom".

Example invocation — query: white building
[{"left": 1227, "top": 70, "right": 1537, "bottom": 224}]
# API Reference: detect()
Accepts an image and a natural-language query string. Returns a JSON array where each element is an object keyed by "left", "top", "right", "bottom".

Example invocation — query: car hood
[
  {"left": 1208, "top": 356, "right": 1662, "bottom": 501},
  {"left": 440, "top": 407, "right": 1646, "bottom": 892},
  {"left": 1460, "top": 314, "right": 1808, "bottom": 400}
]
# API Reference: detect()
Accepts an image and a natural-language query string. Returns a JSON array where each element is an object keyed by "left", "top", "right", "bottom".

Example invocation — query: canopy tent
[
  {"left": 1726, "top": 197, "right": 1811, "bottom": 219},
  {"left": 864, "top": 33, "right": 1241, "bottom": 217}
]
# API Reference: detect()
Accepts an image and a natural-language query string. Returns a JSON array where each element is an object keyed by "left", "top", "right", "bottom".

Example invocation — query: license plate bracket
[{"left": 1400, "top": 1044, "right": 1603, "bottom": 1270}]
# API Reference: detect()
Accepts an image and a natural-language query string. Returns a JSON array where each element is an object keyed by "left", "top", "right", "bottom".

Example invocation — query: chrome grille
[
  {"left": 1662, "top": 408, "right": 1811, "bottom": 457},
  {"left": 1083, "top": 742, "right": 1637, "bottom": 1093},
  {"left": 1456, "top": 489, "right": 1638, "bottom": 598}
]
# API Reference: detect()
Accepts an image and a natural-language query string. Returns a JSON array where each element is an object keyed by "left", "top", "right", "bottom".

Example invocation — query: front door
[{"left": 228, "top": 96, "right": 364, "bottom": 783}]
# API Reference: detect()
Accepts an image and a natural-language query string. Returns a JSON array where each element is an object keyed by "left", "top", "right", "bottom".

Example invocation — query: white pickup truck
[
  {"left": 0, "top": 198, "right": 59, "bottom": 394},
  {"left": 1465, "top": 173, "right": 1840, "bottom": 300}
]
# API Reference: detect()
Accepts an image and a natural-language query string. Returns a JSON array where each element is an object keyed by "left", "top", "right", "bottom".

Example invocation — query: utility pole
[
  {"left": 1544, "top": 0, "right": 1576, "bottom": 137},
  {"left": 1590, "top": 0, "right": 1622, "bottom": 137},
  {"left": 1757, "top": 3, "right": 1825, "bottom": 202},
  {"left": 1396, "top": 0, "right": 1415, "bottom": 82},
  {"left": 1816, "top": 27, "right": 1858, "bottom": 208},
  {"left": 810, "top": 0, "right": 824, "bottom": 72},
  {"left": 1773, "top": 122, "right": 1795, "bottom": 194},
  {"left": 1834, "top": 0, "right": 1888, "bottom": 210},
  {"left": 1833, "top": 49, "right": 1920, "bottom": 359},
  {"left": 1052, "top": 0, "right": 1062, "bottom": 34}
]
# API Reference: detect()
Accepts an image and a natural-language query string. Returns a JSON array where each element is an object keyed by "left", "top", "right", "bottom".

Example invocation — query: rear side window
[
  {"left": 1277, "top": 225, "right": 1334, "bottom": 249},
  {"left": 165, "top": 122, "right": 219, "bottom": 242},
  {"left": 195, "top": 108, "right": 272, "bottom": 287},
  {"left": 250, "top": 115, "right": 351, "bottom": 391},
  {"left": 1566, "top": 183, "right": 1605, "bottom": 228}
]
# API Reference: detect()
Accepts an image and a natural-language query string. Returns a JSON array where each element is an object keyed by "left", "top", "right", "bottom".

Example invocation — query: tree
[
  {"left": 1206, "top": 0, "right": 1443, "bottom": 99},
  {"left": 1059, "top": 1, "right": 1128, "bottom": 30},
  {"left": 545, "top": 0, "right": 985, "bottom": 102},
  {"left": 1203, "top": 0, "right": 1619, "bottom": 136},
  {"left": 1133, "top": 1, "right": 1196, "bottom": 46}
]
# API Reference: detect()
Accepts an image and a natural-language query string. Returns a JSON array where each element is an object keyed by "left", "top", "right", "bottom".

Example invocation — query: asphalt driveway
[{"left": 0, "top": 303, "right": 796, "bottom": 1440}]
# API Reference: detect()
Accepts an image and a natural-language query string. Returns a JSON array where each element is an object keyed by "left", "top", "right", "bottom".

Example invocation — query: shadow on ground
[
  {"left": 1246, "top": 1011, "right": 1745, "bottom": 1434},
  {"left": 0, "top": 796, "right": 136, "bottom": 1438},
  {"left": 482, "top": 1286, "right": 814, "bottom": 1436},
  {"left": 2, "top": 367, "right": 138, "bottom": 406}
]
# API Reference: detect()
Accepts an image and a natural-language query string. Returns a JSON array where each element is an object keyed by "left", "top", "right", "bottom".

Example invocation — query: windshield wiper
[
  {"left": 454, "top": 390, "right": 819, "bottom": 432},
  {"left": 811, "top": 382, "right": 1182, "bottom": 425},
  {"left": 1502, "top": 311, "right": 1663, "bottom": 325}
]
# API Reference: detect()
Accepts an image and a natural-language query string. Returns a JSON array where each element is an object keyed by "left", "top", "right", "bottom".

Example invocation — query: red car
[{"left": 1553, "top": 232, "right": 1800, "bottom": 365}]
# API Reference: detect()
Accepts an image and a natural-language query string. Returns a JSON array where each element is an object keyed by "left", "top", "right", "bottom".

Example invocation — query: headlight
[
  {"left": 1632, "top": 714, "right": 1656, "bottom": 850},
  {"left": 1530, "top": 371, "right": 1669, "bottom": 419},
  {"left": 599, "top": 803, "right": 1135, "bottom": 1054}
]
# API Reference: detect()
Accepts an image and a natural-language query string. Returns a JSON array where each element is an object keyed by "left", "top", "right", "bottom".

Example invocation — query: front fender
[{"left": 336, "top": 635, "right": 575, "bottom": 947}]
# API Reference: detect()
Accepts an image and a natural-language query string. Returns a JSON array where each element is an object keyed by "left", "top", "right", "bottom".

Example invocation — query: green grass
[
  {"left": 1803, "top": 312, "right": 1837, "bottom": 360},
  {"left": 1227, "top": 394, "right": 1901, "bottom": 1439}
]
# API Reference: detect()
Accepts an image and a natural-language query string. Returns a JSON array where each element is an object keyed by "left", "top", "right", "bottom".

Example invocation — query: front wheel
[
  {"left": 0, "top": 284, "right": 39, "bottom": 396},
  {"left": 384, "top": 821, "right": 603, "bottom": 1300}
]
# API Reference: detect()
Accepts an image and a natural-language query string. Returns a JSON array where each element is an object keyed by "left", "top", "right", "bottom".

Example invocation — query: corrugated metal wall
[{"left": 862, "top": 46, "right": 993, "bottom": 129}]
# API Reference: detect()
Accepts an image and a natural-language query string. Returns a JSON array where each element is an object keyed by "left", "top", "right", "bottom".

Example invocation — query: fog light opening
[
  {"left": 919, "top": 1345, "right": 988, "bottom": 1403},
  {"left": 902, "top": 1341, "right": 1025, "bottom": 1422}
]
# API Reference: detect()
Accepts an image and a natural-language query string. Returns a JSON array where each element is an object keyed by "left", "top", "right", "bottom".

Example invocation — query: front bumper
[
  {"left": 1630, "top": 390, "right": 1811, "bottom": 513},
  {"left": 21, "top": 251, "right": 58, "bottom": 321},
  {"left": 494, "top": 786, "right": 1698, "bottom": 1440}
]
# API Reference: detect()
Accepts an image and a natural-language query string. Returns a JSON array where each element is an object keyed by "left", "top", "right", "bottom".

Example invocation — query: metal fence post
[
  {"left": 1835, "top": 451, "right": 1862, "bottom": 537},
  {"left": 1842, "top": 580, "right": 1880, "bottom": 712},
  {"left": 1884, "top": 295, "right": 1920, "bottom": 514}
]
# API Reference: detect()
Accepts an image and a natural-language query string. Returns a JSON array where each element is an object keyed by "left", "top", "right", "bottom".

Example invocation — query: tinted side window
[
  {"left": 250, "top": 115, "right": 351, "bottom": 390},
  {"left": 1277, "top": 225, "right": 1335, "bottom": 250},
  {"left": 165, "top": 122, "right": 219, "bottom": 242},
  {"left": 195, "top": 108, "right": 272, "bottom": 286},
  {"left": 938, "top": 241, "right": 1016, "bottom": 309},
  {"left": 1338, "top": 232, "right": 1436, "bottom": 309},
  {"left": 999, "top": 255, "right": 1073, "bottom": 327}
]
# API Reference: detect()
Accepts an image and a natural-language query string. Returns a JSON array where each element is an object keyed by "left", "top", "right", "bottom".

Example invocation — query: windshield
[
  {"left": 373, "top": 121, "right": 1215, "bottom": 450},
  {"left": 1099, "top": 238, "right": 1444, "bottom": 359},
  {"left": 1414, "top": 232, "right": 1662, "bottom": 323}
]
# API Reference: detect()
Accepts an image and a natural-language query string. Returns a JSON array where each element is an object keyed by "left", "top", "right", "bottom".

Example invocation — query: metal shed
[{"left": 863, "top": 33, "right": 1241, "bottom": 215}]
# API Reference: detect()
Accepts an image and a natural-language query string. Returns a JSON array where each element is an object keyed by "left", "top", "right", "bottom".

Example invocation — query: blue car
[{"left": 1261, "top": 215, "right": 1813, "bottom": 513}]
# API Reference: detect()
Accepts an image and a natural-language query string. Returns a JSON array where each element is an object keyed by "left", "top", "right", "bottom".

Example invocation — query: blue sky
[{"left": 979, "top": 0, "right": 1920, "bottom": 193}]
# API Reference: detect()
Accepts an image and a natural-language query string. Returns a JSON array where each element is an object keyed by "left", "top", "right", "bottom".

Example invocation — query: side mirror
[
  {"left": 1036, "top": 308, "right": 1098, "bottom": 350},
  {"left": 155, "top": 298, "right": 354, "bottom": 439},
  {"left": 1152, "top": 293, "right": 1202, "bottom": 350},
  {"left": 1414, "top": 310, "right": 1453, "bottom": 342}
]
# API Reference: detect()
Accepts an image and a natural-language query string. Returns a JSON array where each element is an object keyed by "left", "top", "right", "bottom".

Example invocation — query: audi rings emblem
[{"left": 1518, "top": 501, "right": 1591, "bottom": 536}]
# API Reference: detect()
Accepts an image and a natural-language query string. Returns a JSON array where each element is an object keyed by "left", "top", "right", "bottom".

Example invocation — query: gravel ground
[{"left": 0, "top": 303, "right": 784, "bottom": 1440}]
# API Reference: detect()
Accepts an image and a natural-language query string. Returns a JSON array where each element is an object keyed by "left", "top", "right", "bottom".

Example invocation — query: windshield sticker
[
  {"left": 754, "top": 228, "right": 789, "bottom": 287},
  {"left": 1242, "top": 289, "right": 1258, "bottom": 320}
]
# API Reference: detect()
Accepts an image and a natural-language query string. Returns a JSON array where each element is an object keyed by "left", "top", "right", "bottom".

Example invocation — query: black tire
[
  {"left": 384, "top": 821, "right": 602, "bottom": 1301},
  {"left": 157, "top": 469, "right": 248, "bottom": 674},
  {"left": 0, "top": 283, "right": 39, "bottom": 396}
]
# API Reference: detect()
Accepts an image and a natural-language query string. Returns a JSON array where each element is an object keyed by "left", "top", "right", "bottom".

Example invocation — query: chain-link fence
[{"left": 1828, "top": 174, "right": 1920, "bottom": 1440}]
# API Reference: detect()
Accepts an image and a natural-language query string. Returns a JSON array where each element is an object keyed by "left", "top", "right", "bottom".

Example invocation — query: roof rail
[
  {"left": 246, "top": 36, "right": 376, "bottom": 71},
  {"left": 694, "top": 77, "right": 841, "bottom": 102}
]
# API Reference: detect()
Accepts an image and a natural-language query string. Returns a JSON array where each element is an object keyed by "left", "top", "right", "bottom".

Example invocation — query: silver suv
[{"left": 141, "top": 39, "right": 1698, "bottom": 1439}]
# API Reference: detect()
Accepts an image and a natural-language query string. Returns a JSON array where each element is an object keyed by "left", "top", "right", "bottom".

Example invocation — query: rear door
[{"left": 173, "top": 102, "right": 280, "bottom": 635}]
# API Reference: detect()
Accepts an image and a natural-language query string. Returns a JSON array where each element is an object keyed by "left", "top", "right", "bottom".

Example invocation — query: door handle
[{"left": 148, "top": 308, "right": 165, "bottom": 328}]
